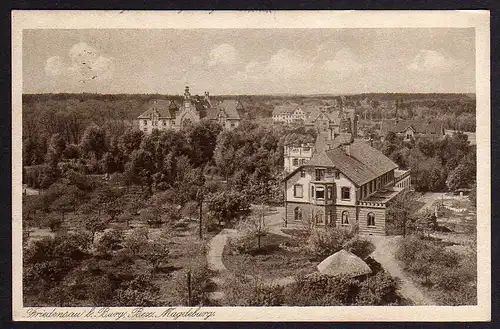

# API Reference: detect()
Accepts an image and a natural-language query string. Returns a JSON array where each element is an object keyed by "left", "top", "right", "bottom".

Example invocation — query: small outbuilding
[{"left": 317, "top": 249, "right": 372, "bottom": 278}]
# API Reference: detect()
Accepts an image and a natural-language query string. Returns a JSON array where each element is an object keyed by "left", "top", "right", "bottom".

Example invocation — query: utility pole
[
  {"left": 187, "top": 270, "right": 192, "bottom": 307},
  {"left": 197, "top": 188, "right": 203, "bottom": 239}
]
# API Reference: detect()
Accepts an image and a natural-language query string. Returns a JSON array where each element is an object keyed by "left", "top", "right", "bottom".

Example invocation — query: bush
[
  {"left": 356, "top": 270, "right": 400, "bottom": 305},
  {"left": 228, "top": 233, "right": 255, "bottom": 255},
  {"left": 222, "top": 274, "right": 284, "bottom": 306},
  {"left": 283, "top": 273, "right": 360, "bottom": 306},
  {"left": 306, "top": 227, "right": 355, "bottom": 259},
  {"left": 396, "top": 234, "right": 476, "bottom": 305},
  {"left": 44, "top": 214, "right": 63, "bottom": 232},
  {"left": 96, "top": 229, "right": 124, "bottom": 255},
  {"left": 171, "top": 264, "right": 214, "bottom": 306},
  {"left": 342, "top": 237, "right": 375, "bottom": 259}
]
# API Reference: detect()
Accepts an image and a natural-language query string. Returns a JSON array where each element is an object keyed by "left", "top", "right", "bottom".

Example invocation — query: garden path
[
  {"left": 259, "top": 206, "right": 292, "bottom": 238},
  {"left": 206, "top": 228, "right": 237, "bottom": 302},
  {"left": 416, "top": 192, "right": 446, "bottom": 214},
  {"left": 369, "top": 235, "right": 434, "bottom": 305}
]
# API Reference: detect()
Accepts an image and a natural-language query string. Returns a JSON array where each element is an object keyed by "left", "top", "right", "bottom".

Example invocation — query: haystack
[{"left": 317, "top": 249, "right": 372, "bottom": 278}]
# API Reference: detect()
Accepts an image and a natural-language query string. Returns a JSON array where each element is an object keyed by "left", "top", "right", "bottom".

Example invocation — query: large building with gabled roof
[
  {"left": 283, "top": 119, "right": 411, "bottom": 236},
  {"left": 137, "top": 86, "right": 244, "bottom": 133}
]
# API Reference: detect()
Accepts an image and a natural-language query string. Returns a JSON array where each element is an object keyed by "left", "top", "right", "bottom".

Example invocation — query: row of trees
[{"left": 379, "top": 131, "right": 476, "bottom": 192}]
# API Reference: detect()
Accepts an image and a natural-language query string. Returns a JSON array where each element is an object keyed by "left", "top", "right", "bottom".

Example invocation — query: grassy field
[{"left": 222, "top": 233, "right": 317, "bottom": 280}]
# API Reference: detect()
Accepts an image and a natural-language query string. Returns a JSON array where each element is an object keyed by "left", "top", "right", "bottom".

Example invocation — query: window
[
  {"left": 163, "top": 120, "right": 167, "bottom": 126},
  {"left": 294, "top": 207, "right": 302, "bottom": 221},
  {"left": 300, "top": 169, "right": 306, "bottom": 178},
  {"left": 231, "top": 122, "right": 236, "bottom": 128},
  {"left": 300, "top": 159, "right": 307, "bottom": 165},
  {"left": 292, "top": 158, "right": 299, "bottom": 166},
  {"left": 311, "top": 186, "right": 315, "bottom": 197},
  {"left": 341, "top": 211, "right": 349, "bottom": 225},
  {"left": 315, "top": 168, "right": 325, "bottom": 181},
  {"left": 293, "top": 184, "right": 303, "bottom": 198},
  {"left": 367, "top": 212, "right": 375, "bottom": 227},
  {"left": 143, "top": 120, "right": 147, "bottom": 125},
  {"left": 143, "top": 127, "right": 148, "bottom": 132},
  {"left": 341, "top": 187, "right": 351, "bottom": 200},
  {"left": 364, "top": 185, "right": 368, "bottom": 197},
  {"left": 334, "top": 171, "right": 340, "bottom": 179},
  {"left": 316, "top": 211, "right": 324, "bottom": 223},
  {"left": 327, "top": 186, "right": 333, "bottom": 200},
  {"left": 315, "top": 186, "right": 325, "bottom": 199}
]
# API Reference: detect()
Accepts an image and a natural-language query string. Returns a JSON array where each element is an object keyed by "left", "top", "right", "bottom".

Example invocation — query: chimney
[{"left": 345, "top": 143, "right": 351, "bottom": 156}]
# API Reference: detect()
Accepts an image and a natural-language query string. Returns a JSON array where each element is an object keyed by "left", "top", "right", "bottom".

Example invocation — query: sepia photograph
[{"left": 12, "top": 10, "right": 490, "bottom": 322}]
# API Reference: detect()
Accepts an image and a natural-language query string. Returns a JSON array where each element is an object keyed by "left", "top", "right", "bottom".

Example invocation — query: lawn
[{"left": 222, "top": 233, "right": 318, "bottom": 280}]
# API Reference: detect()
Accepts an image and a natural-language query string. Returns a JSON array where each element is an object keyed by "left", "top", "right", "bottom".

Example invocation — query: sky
[{"left": 22, "top": 28, "right": 475, "bottom": 95}]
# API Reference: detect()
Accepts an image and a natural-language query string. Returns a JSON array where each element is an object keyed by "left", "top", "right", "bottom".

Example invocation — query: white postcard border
[{"left": 12, "top": 10, "right": 491, "bottom": 322}]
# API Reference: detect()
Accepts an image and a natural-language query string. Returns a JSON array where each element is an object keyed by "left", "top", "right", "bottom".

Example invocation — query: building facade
[
  {"left": 137, "top": 86, "right": 244, "bottom": 133},
  {"left": 283, "top": 143, "right": 314, "bottom": 172},
  {"left": 272, "top": 104, "right": 306, "bottom": 124},
  {"left": 283, "top": 124, "right": 411, "bottom": 236}
]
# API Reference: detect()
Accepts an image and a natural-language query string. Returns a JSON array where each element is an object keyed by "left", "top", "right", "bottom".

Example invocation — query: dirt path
[
  {"left": 369, "top": 235, "right": 434, "bottom": 305},
  {"left": 260, "top": 206, "right": 292, "bottom": 238},
  {"left": 206, "top": 228, "right": 237, "bottom": 302},
  {"left": 416, "top": 192, "right": 446, "bottom": 214}
]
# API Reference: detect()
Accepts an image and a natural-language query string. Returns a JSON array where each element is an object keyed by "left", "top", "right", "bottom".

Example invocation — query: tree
[
  {"left": 446, "top": 151, "right": 476, "bottom": 191},
  {"left": 138, "top": 237, "right": 170, "bottom": 275},
  {"left": 80, "top": 124, "right": 107, "bottom": 159},
  {"left": 118, "top": 129, "right": 144, "bottom": 158},
  {"left": 124, "top": 227, "right": 149, "bottom": 256},
  {"left": 125, "top": 149, "right": 155, "bottom": 195},
  {"left": 83, "top": 215, "right": 108, "bottom": 244},
  {"left": 186, "top": 120, "right": 222, "bottom": 167},
  {"left": 206, "top": 190, "right": 251, "bottom": 225},
  {"left": 45, "top": 133, "right": 67, "bottom": 166},
  {"left": 239, "top": 206, "right": 269, "bottom": 251},
  {"left": 96, "top": 229, "right": 124, "bottom": 256},
  {"left": 49, "top": 185, "right": 85, "bottom": 221},
  {"left": 386, "top": 190, "right": 419, "bottom": 237}
]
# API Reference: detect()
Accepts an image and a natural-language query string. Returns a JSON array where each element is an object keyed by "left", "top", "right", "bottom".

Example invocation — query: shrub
[
  {"left": 356, "top": 270, "right": 400, "bottom": 305},
  {"left": 396, "top": 234, "right": 476, "bottom": 305},
  {"left": 171, "top": 264, "right": 214, "bottom": 306},
  {"left": 228, "top": 233, "right": 256, "bottom": 255},
  {"left": 283, "top": 273, "right": 359, "bottom": 306},
  {"left": 342, "top": 237, "right": 375, "bottom": 259},
  {"left": 96, "top": 229, "right": 124, "bottom": 255},
  {"left": 306, "top": 227, "right": 355, "bottom": 259},
  {"left": 44, "top": 214, "right": 63, "bottom": 232},
  {"left": 222, "top": 274, "right": 284, "bottom": 306}
]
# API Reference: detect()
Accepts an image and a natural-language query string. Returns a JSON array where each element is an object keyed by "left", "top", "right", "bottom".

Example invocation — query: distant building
[
  {"left": 137, "top": 86, "right": 244, "bottom": 133},
  {"left": 283, "top": 143, "right": 314, "bottom": 173},
  {"left": 380, "top": 120, "right": 445, "bottom": 141},
  {"left": 272, "top": 104, "right": 306, "bottom": 124},
  {"left": 283, "top": 118, "right": 411, "bottom": 236},
  {"left": 282, "top": 109, "right": 360, "bottom": 173}
]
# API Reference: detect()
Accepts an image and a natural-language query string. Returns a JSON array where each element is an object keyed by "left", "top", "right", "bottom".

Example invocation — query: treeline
[
  {"left": 376, "top": 131, "right": 476, "bottom": 192},
  {"left": 23, "top": 118, "right": 315, "bottom": 204}
]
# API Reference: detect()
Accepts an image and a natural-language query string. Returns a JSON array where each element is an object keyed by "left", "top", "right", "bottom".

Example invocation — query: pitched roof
[
  {"left": 272, "top": 103, "right": 299, "bottom": 116},
  {"left": 314, "top": 133, "right": 351, "bottom": 153},
  {"left": 381, "top": 120, "right": 443, "bottom": 136},
  {"left": 137, "top": 99, "right": 176, "bottom": 119},
  {"left": 218, "top": 100, "right": 244, "bottom": 119},
  {"left": 300, "top": 140, "right": 398, "bottom": 186},
  {"left": 317, "top": 249, "right": 372, "bottom": 278}
]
